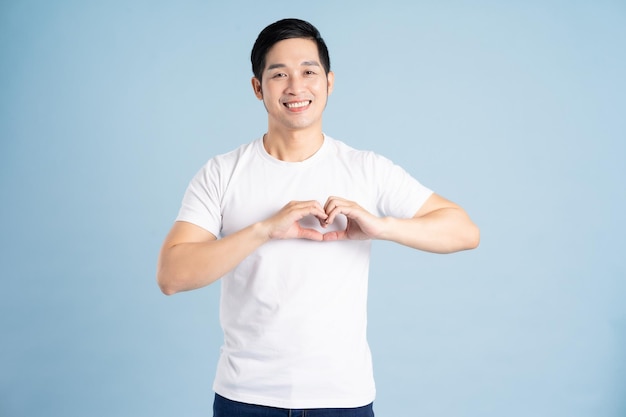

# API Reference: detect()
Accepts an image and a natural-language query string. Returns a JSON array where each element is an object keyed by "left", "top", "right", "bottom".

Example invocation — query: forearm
[
  {"left": 157, "top": 222, "right": 270, "bottom": 295},
  {"left": 157, "top": 200, "right": 330, "bottom": 295},
  {"left": 378, "top": 208, "right": 480, "bottom": 254}
]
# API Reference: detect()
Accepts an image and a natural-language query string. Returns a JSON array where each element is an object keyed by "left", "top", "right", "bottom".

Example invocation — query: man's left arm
[{"left": 322, "top": 193, "right": 479, "bottom": 254}]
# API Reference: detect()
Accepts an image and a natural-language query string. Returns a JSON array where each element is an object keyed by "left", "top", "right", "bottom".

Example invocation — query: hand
[
  {"left": 321, "top": 196, "right": 384, "bottom": 241},
  {"left": 262, "top": 200, "right": 329, "bottom": 241}
]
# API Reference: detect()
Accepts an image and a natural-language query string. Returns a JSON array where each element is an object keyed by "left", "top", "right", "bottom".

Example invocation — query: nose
[{"left": 285, "top": 74, "right": 305, "bottom": 95}]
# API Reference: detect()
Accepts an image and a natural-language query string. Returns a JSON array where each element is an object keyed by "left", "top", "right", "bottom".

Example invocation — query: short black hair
[{"left": 251, "top": 18, "right": 331, "bottom": 81}]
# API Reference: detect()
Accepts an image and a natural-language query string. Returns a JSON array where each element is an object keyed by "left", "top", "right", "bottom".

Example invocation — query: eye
[
  {"left": 304, "top": 70, "right": 317, "bottom": 76},
  {"left": 272, "top": 72, "right": 287, "bottom": 78}
]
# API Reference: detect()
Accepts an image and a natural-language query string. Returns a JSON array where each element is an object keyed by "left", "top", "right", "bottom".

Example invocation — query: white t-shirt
[{"left": 176, "top": 135, "right": 433, "bottom": 409}]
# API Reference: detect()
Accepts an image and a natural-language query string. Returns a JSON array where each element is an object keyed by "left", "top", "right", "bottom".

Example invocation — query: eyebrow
[{"left": 266, "top": 61, "right": 321, "bottom": 71}]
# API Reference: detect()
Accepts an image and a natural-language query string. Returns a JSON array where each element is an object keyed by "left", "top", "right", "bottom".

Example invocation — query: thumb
[
  {"left": 297, "top": 227, "right": 324, "bottom": 241},
  {"left": 322, "top": 230, "right": 347, "bottom": 241}
]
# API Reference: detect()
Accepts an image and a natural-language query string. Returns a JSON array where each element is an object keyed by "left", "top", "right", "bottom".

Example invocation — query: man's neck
[{"left": 263, "top": 129, "right": 324, "bottom": 162}]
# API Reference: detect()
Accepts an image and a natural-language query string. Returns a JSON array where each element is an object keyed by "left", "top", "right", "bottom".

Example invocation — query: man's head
[{"left": 251, "top": 18, "right": 331, "bottom": 82}]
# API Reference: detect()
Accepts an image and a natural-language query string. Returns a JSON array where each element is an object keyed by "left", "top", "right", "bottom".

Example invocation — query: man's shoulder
[
  {"left": 205, "top": 137, "right": 261, "bottom": 166},
  {"left": 217, "top": 137, "right": 260, "bottom": 158},
  {"left": 325, "top": 135, "right": 386, "bottom": 163},
  {"left": 189, "top": 138, "right": 262, "bottom": 183}
]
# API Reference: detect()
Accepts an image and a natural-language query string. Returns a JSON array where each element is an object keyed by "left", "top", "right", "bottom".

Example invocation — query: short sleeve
[
  {"left": 175, "top": 159, "right": 223, "bottom": 237},
  {"left": 372, "top": 154, "right": 433, "bottom": 218}
]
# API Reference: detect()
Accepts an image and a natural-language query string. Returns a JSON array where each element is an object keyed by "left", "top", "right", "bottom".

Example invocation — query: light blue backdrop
[{"left": 1, "top": 1, "right": 624, "bottom": 416}]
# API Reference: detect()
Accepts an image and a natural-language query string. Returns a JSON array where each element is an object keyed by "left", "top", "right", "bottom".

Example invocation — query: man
[{"left": 157, "top": 18, "right": 479, "bottom": 417}]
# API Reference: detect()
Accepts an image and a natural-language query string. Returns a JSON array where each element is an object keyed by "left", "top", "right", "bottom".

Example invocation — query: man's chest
[{"left": 219, "top": 164, "right": 375, "bottom": 237}]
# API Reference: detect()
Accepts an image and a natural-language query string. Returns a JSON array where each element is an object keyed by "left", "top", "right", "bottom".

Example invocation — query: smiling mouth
[{"left": 284, "top": 100, "right": 311, "bottom": 109}]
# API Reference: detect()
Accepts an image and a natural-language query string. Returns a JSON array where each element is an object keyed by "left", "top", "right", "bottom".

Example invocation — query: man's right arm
[
  {"left": 156, "top": 200, "right": 328, "bottom": 295},
  {"left": 157, "top": 221, "right": 270, "bottom": 295}
]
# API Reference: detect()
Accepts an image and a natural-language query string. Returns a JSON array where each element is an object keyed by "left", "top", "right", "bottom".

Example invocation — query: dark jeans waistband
[{"left": 213, "top": 393, "right": 375, "bottom": 417}]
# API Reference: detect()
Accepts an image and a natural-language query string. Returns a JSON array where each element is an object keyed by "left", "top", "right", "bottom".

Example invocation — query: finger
[
  {"left": 325, "top": 205, "right": 338, "bottom": 225},
  {"left": 323, "top": 198, "right": 343, "bottom": 225},
  {"left": 297, "top": 227, "right": 324, "bottom": 241},
  {"left": 326, "top": 203, "right": 356, "bottom": 226},
  {"left": 319, "top": 216, "right": 329, "bottom": 228},
  {"left": 323, "top": 196, "right": 344, "bottom": 213},
  {"left": 270, "top": 201, "right": 328, "bottom": 239},
  {"left": 322, "top": 230, "right": 347, "bottom": 241},
  {"left": 290, "top": 200, "right": 327, "bottom": 222},
  {"left": 309, "top": 200, "right": 329, "bottom": 221}
]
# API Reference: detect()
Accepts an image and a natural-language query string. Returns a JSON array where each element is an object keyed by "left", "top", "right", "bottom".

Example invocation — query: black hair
[{"left": 251, "top": 18, "right": 331, "bottom": 81}]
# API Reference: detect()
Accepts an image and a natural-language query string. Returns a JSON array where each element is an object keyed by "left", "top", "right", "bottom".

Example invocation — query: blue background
[{"left": 1, "top": 1, "right": 625, "bottom": 416}]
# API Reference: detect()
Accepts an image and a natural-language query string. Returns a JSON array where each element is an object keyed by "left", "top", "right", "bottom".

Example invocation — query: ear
[
  {"left": 326, "top": 71, "right": 335, "bottom": 96},
  {"left": 251, "top": 77, "right": 263, "bottom": 100}
]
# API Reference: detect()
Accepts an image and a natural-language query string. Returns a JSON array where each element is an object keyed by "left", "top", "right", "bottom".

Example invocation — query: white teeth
[{"left": 285, "top": 101, "right": 309, "bottom": 108}]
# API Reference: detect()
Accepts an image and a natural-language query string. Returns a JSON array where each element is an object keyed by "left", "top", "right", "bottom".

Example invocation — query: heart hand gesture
[{"left": 263, "top": 197, "right": 383, "bottom": 242}]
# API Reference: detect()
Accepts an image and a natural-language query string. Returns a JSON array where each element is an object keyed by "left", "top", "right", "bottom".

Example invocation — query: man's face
[{"left": 252, "top": 38, "right": 334, "bottom": 133}]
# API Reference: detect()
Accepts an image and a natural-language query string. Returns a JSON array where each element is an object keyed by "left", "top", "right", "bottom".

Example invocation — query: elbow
[
  {"left": 157, "top": 278, "right": 177, "bottom": 296},
  {"left": 159, "top": 283, "right": 178, "bottom": 296},
  {"left": 442, "top": 224, "right": 479, "bottom": 253},
  {"left": 463, "top": 224, "right": 480, "bottom": 250},
  {"left": 156, "top": 267, "right": 180, "bottom": 296}
]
